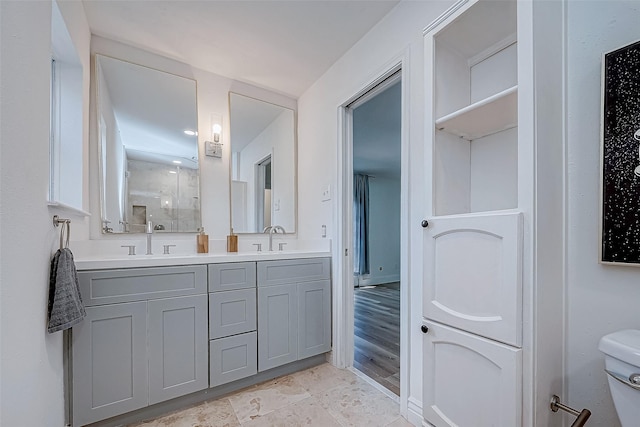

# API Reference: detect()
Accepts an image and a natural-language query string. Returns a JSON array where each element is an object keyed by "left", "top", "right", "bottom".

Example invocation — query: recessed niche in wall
[{"left": 49, "top": 1, "right": 85, "bottom": 214}]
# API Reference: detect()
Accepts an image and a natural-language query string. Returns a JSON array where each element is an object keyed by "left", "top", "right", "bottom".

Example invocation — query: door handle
[
  {"left": 421, "top": 325, "right": 429, "bottom": 334},
  {"left": 421, "top": 220, "right": 429, "bottom": 228}
]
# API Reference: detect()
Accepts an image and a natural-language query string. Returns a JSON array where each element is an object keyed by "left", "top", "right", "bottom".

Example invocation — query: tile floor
[{"left": 129, "top": 363, "right": 412, "bottom": 427}]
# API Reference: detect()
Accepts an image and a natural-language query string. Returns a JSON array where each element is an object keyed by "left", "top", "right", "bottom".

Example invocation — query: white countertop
[{"left": 74, "top": 250, "right": 331, "bottom": 270}]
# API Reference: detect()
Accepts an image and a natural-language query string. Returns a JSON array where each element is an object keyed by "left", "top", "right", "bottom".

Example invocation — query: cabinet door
[
  {"left": 298, "top": 280, "right": 331, "bottom": 358},
  {"left": 209, "top": 288, "right": 257, "bottom": 339},
  {"left": 148, "top": 295, "right": 208, "bottom": 405},
  {"left": 72, "top": 302, "right": 148, "bottom": 426},
  {"left": 423, "top": 321, "right": 521, "bottom": 427},
  {"left": 258, "top": 284, "right": 297, "bottom": 371},
  {"left": 423, "top": 212, "right": 522, "bottom": 346}
]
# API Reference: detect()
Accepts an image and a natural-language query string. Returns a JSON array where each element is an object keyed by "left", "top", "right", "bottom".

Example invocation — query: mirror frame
[
  {"left": 95, "top": 54, "right": 202, "bottom": 234},
  {"left": 228, "top": 91, "right": 298, "bottom": 234}
]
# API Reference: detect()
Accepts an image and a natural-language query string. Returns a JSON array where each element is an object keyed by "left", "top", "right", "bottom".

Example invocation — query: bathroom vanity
[{"left": 70, "top": 253, "right": 331, "bottom": 426}]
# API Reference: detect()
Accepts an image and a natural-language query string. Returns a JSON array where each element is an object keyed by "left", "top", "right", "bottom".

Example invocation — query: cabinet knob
[
  {"left": 421, "top": 220, "right": 429, "bottom": 228},
  {"left": 421, "top": 325, "right": 429, "bottom": 334}
]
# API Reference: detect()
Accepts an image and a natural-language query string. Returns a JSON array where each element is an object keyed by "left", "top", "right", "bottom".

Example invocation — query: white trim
[
  {"left": 422, "top": 0, "right": 471, "bottom": 36},
  {"left": 349, "top": 367, "right": 399, "bottom": 403},
  {"left": 47, "top": 201, "right": 91, "bottom": 217},
  {"left": 407, "top": 396, "right": 424, "bottom": 426},
  {"left": 335, "top": 50, "right": 411, "bottom": 419}
]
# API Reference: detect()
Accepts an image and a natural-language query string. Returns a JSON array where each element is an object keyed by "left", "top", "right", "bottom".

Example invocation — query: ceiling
[{"left": 82, "top": 0, "right": 400, "bottom": 98}]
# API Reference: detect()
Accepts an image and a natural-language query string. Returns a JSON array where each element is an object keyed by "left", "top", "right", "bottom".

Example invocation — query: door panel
[
  {"left": 423, "top": 212, "right": 522, "bottom": 346},
  {"left": 423, "top": 321, "right": 522, "bottom": 427}
]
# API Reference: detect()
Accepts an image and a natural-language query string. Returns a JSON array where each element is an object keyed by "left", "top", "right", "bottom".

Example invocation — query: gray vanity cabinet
[
  {"left": 257, "top": 258, "right": 331, "bottom": 372},
  {"left": 208, "top": 262, "right": 258, "bottom": 387},
  {"left": 73, "top": 266, "right": 208, "bottom": 426}
]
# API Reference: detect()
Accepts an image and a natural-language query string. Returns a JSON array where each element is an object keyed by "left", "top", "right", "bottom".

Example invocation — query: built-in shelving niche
[{"left": 432, "top": 0, "right": 518, "bottom": 216}]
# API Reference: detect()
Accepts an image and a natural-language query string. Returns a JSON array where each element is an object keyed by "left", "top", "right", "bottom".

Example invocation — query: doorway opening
[{"left": 348, "top": 72, "right": 402, "bottom": 395}]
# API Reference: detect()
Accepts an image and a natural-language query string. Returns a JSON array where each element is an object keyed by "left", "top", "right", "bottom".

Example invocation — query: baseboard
[{"left": 407, "top": 396, "right": 424, "bottom": 426}]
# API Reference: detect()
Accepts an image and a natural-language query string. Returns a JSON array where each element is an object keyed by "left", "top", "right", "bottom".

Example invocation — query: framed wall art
[{"left": 601, "top": 40, "right": 640, "bottom": 264}]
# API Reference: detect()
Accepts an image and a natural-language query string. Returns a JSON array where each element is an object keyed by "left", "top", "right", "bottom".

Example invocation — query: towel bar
[
  {"left": 53, "top": 215, "right": 71, "bottom": 227},
  {"left": 53, "top": 215, "right": 71, "bottom": 249},
  {"left": 550, "top": 395, "right": 591, "bottom": 427}
]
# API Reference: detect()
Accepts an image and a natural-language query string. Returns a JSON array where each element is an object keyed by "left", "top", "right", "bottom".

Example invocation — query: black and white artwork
[{"left": 601, "top": 40, "right": 640, "bottom": 264}]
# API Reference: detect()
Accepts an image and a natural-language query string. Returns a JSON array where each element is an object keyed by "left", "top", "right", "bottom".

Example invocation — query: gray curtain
[{"left": 353, "top": 174, "right": 370, "bottom": 276}]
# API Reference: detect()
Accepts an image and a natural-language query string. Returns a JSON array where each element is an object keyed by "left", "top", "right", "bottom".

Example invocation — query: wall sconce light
[
  {"left": 206, "top": 114, "right": 223, "bottom": 158},
  {"left": 212, "top": 123, "right": 222, "bottom": 142}
]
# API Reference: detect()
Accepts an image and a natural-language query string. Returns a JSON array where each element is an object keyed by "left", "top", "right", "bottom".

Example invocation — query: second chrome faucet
[{"left": 263, "top": 225, "right": 285, "bottom": 251}]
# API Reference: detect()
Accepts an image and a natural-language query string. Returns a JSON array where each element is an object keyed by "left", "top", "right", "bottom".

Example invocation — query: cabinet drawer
[
  {"left": 209, "top": 332, "right": 257, "bottom": 387},
  {"left": 208, "top": 262, "right": 256, "bottom": 292},
  {"left": 257, "top": 258, "right": 330, "bottom": 287},
  {"left": 209, "top": 288, "right": 257, "bottom": 339},
  {"left": 78, "top": 266, "right": 207, "bottom": 306}
]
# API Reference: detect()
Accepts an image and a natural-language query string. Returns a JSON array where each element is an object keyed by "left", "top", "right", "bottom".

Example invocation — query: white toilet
[{"left": 598, "top": 329, "right": 640, "bottom": 426}]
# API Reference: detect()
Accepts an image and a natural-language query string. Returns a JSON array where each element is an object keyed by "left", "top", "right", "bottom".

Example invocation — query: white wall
[
  {"left": 361, "top": 176, "right": 401, "bottom": 286},
  {"left": 0, "top": 1, "right": 91, "bottom": 425},
  {"left": 297, "top": 1, "right": 454, "bottom": 421},
  {"left": 236, "top": 110, "right": 295, "bottom": 232},
  {"left": 566, "top": 2, "right": 640, "bottom": 425}
]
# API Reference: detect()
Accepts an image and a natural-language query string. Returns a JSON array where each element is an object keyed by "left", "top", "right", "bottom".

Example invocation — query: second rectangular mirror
[{"left": 230, "top": 93, "right": 296, "bottom": 233}]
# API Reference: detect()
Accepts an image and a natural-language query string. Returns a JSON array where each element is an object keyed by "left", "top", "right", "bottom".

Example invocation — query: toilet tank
[
  {"left": 598, "top": 329, "right": 640, "bottom": 427},
  {"left": 599, "top": 329, "right": 640, "bottom": 367}
]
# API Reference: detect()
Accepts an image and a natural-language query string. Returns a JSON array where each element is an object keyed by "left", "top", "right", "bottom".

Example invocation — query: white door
[
  {"left": 423, "top": 211, "right": 522, "bottom": 346},
  {"left": 422, "top": 321, "right": 522, "bottom": 427}
]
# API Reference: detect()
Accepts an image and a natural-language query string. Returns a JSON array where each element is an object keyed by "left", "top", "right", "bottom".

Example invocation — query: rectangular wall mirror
[
  {"left": 229, "top": 93, "right": 296, "bottom": 234},
  {"left": 95, "top": 55, "right": 201, "bottom": 233}
]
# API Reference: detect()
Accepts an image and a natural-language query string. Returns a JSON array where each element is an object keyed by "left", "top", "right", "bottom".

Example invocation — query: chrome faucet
[
  {"left": 146, "top": 221, "right": 153, "bottom": 255},
  {"left": 263, "top": 225, "right": 285, "bottom": 251}
]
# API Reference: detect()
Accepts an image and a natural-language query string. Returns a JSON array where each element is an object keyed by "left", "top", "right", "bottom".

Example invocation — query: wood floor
[{"left": 353, "top": 282, "right": 400, "bottom": 395}]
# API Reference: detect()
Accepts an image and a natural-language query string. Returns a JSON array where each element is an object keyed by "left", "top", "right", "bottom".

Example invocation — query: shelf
[
  {"left": 47, "top": 201, "right": 91, "bottom": 217},
  {"left": 435, "top": 86, "right": 517, "bottom": 141}
]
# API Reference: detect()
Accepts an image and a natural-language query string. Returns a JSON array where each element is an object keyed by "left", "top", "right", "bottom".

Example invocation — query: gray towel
[{"left": 47, "top": 248, "right": 86, "bottom": 333}]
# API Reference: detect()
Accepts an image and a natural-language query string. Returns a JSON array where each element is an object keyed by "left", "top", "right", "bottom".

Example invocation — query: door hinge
[{"left": 345, "top": 248, "right": 348, "bottom": 256}]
